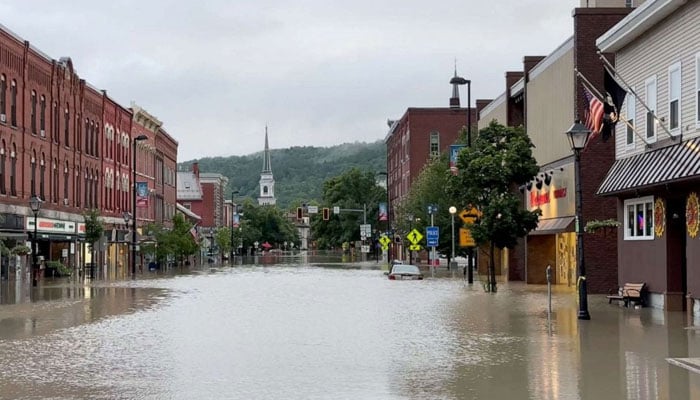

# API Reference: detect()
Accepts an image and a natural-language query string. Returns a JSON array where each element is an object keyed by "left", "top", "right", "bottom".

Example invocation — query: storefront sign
[
  {"left": 26, "top": 217, "right": 76, "bottom": 234},
  {"left": 77, "top": 223, "right": 86, "bottom": 235},
  {"left": 526, "top": 165, "right": 575, "bottom": 219}
]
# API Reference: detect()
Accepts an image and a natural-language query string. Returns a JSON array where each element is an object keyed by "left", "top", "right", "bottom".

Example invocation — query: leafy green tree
[
  {"left": 236, "top": 199, "right": 298, "bottom": 251},
  {"left": 394, "top": 154, "right": 459, "bottom": 265},
  {"left": 168, "top": 214, "right": 199, "bottom": 265},
  {"left": 311, "top": 168, "right": 386, "bottom": 249},
  {"left": 83, "top": 209, "right": 103, "bottom": 269},
  {"left": 214, "top": 227, "right": 232, "bottom": 261},
  {"left": 450, "top": 121, "right": 540, "bottom": 292}
]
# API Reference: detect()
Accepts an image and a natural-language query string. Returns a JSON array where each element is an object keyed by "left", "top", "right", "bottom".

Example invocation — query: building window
[
  {"left": 31, "top": 91, "right": 37, "bottom": 134},
  {"left": 0, "top": 74, "right": 5, "bottom": 120},
  {"left": 0, "top": 142, "right": 5, "bottom": 195},
  {"left": 40, "top": 96, "right": 46, "bottom": 136},
  {"left": 53, "top": 159, "right": 58, "bottom": 203},
  {"left": 40, "top": 155, "right": 46, "bottom": 201},
  {"left": 30, "top": 152, "right": 37, "bottom": 197},
  {"left": 624, "top": 196, "right": 654, "bottom": 240},
  {"left": 668, "top": 62, "right": 681, "bottom": 133},
  {"left": 10, "top": 144, "right": 16, "bottom": 196},
  {"left": 430, "top": 131, "right": 439, "bottom": 157},
  {"left": 626, "top": 87, "right": 635, "bottom": 146},
  {"left": 645, "top": 76, "right": 657, "bottom": 141},
  {"left": 625, "top": 0, "right": 633, "bottom": 7},
  {"left": 53, "top": 102, "right": 59, "bottom": 143},
  {"left": 84, "top": 119, "right": 89, "bottom": 153},
  {"left": 64, "top": 162, "right": 69, "bottom": 204},
  {"left": 95, "top": 123, "right": 99, "bottom": 157},
  {"left": 10, "top": 80, "right": 16, "bottom": 127},
  {"left": 64, "top": 106, "right": 70, "bottom": 145}
]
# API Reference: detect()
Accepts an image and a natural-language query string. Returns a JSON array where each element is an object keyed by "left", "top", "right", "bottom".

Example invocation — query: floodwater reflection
[{"left": 0, "top": 262, "right": 699, "bottom": 399}]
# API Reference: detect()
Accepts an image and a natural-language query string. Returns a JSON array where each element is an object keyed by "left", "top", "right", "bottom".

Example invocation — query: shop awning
[
  {"left": 597, "top": 137, "right": 700, "bottom": 196},
  {"left": 530, "top": 217, "right": 575, "bottom": 235}
]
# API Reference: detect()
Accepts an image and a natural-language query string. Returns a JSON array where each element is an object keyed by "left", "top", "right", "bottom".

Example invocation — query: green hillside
[{"left": 179, "top": 141, "right": 386, "bottom": 210}]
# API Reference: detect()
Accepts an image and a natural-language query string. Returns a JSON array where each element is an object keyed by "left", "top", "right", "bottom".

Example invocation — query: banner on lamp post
[
  {"left": 136, "top": 182, "right": 149, "bottom": 207},
  {"left": 450, "top": 144, "right": 467, "bottom": 175},
  {"left": 378, "top": 202, "right": 388, "bottom": 221}
]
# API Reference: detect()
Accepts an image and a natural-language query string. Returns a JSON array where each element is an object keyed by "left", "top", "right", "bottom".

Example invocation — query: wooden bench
[{"left": 607, "top": 283, "right": 647, "bottom": 307}]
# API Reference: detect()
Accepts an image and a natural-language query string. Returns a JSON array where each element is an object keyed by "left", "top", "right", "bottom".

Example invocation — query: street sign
[
  {"left": 426, "top": 226, "right": 439, "bottom": 247},
  {"left": 459, "top": 207, "right": 482, "bottom": 224},
  {"left": 459, "top": 228, "right": 476, "bottom": 247},
  {"left": 409, "top": 244, "right": 421, "bottom": 251},
  {"left": 307, "top": 206, "right": 319, "bottom": 214},
  {"left": 379, "top": 235, "right": 391, "bottom": 246},
  {"left": 333, "top": 206, "right": 340, "bottom": 214},
  {"left": 361, "top": 245, "right": 370, "bottom": 253},
  {"left": 427, "top": 204, "right": 438, "bottom": 215},
  {"left": 406, "top": 229, "right": 423, "bottom": 244}
]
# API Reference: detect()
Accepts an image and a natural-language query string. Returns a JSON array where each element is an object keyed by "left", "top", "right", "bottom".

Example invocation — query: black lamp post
[
  {"left": 230, "top": 190, "right": 239, "bottom": 264},
  {"left": 565, "top": 121, "right": 592, "bottom": 320},
  {"left": 29, "top": 195, "right": 42, "bottom": 287},
  {"left": 131, "top": 134, "right": 148, "bottom": 278},
  {"left": 449, "top": 75, "right": 472, "bottom": 147}
]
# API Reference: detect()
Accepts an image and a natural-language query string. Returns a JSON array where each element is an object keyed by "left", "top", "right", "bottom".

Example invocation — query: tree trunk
[{"left": 489, "top": 241, "right": 497, "bottom": 293}]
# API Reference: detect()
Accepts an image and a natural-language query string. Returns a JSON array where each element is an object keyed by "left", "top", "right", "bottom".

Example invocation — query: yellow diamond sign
[
  {"left": 379, "top": 235, "right": 391, "bottom": 246},
  {"left": 406, "top": 229, "right": 424, "bottom": 245}
]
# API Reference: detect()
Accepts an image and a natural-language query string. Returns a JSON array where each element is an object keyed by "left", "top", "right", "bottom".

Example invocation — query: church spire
[
  {"left": 449, "top": 62, "right": 461, "bottom": 108},
  {"left": 262, "top": 125, "right": 272, "bottom": 173}
]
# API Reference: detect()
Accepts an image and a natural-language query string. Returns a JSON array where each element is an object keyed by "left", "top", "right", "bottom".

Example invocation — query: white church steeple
[{"left": 258, "top": 126, "right": 276, "bottom": 206}]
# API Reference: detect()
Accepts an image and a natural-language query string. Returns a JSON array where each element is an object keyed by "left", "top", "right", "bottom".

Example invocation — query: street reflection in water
[{"left": 1, "top": 258, "right": 699, "bottom": 399}]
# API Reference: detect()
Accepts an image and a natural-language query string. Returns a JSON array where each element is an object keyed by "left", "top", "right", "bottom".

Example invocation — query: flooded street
[{"left": 1, "top": 261, "right": 700, "bottom": 399}]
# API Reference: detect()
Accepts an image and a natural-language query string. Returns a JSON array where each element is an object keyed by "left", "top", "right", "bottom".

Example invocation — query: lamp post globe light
[
  {"left": 565, "top": 121, "right": 592, "bottom": 320},
  {"left": 449, "top": 206, "right": 457, "bottom": 271},
  {"left": 131, "top": 134, "right": 148, "bottom": 278},
  {"left": 29, "top": 195, "right": 42, "bottom": 287}
]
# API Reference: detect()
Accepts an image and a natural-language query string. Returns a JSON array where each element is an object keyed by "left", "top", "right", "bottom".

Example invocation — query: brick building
[{"left": 0, "top": 23, "right": 179, "bottom": 279}]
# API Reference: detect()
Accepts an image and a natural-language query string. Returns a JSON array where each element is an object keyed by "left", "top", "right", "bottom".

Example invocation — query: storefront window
[{"left": 624, "top": 196, "right": 654, "bottom": 240}]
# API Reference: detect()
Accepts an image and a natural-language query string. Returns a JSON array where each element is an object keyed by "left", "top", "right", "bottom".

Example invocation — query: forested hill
[{"left": 179, "top": 141, "right": 386, "bottom": 210}]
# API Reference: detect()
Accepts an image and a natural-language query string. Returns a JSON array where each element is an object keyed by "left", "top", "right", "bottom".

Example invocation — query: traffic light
[
  {"left": 297, "top": 207, "right": 303, "bottom": 220},
  {"left": 322, "top": 208, "right": 330, "bottom": 220}
]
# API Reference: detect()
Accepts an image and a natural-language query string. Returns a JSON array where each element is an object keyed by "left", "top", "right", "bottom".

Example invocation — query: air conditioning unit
[
  {"left": 0, "top": 114, "right": 5, "bottom": 123},
  {"left": 40, "top": 129, "right": 45, "bottom": 137},
  {"left": 63, "top": 198, "right": 69, "bottom": 206}
]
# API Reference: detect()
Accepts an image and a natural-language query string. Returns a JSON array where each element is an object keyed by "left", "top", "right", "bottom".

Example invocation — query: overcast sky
[{"left": 2, "top": 0, "right": 581, "bottom": 161}]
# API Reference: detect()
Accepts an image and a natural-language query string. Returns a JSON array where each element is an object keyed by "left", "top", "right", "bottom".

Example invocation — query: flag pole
[
  {"left": 576, "top": 68, "right": 651, "bottom": 147},
  {"left": 597, "top": 52, "right": 677, "bottom": 141}
]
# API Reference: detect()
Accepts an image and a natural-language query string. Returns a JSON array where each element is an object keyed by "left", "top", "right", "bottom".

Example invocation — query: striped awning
[
  {"left": 530, "top": 216, "right": 575, "bottom": 235},
  {"left": 597, "top": 137, "right": 700, "bottom": 196}
]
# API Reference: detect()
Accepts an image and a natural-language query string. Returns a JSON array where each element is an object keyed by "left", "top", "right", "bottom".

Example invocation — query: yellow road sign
[
  {"left": 379, "top": 235, "right": 391, "bottom": 246},
  {"left": 406, "top": 229, "right": 424, "bottom": 244},
  {"left": 409, "top": 244, "right": 422, "bottom": 251},
  {"left": 381, "top": 245, "right": 389, "bottom": 251},
  {"left": 459, "top": 228, "right": 476, "bottom": 247},
  {"left": 459, "top": 207, "right": 481, "bottom": 224}
]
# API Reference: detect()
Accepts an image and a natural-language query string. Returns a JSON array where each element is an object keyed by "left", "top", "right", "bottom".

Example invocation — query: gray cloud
[{"left": 2, "top": 0, "right": 579, "bottom": 160}]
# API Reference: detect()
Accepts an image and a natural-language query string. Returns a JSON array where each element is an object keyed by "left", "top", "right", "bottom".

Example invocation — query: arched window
[
  {"left": 94, "top": 123, "right": 99, "bottom": 158},
  {"left": 10, "top": 144, "right": 17, "bottom": 196},
  {"left": 93, "top": 169, "right": 99, "bottom": 208},
  {"left": 64, "top": 105, "right": 70, "bottom": 145},
  {"left": 64, "top": 161, "right": 69, "bottom": 205},
  {"left": 75, "top": 167, "right": 81, "bottom": 208},
  {"left": 75, "top": 113, "right": 81, "bottom": 150},
  {"left": 0, "top": 140, "right": 5, "bottom": 195},
  {"left": 30, "top": 91, "right": 37, "bottom": 134},
  {"left": 53, "top": 101, "right": 59, "bottom": 143},
  {"left": 40, "top": 95, "right": 46, "bottom": 136},
  {"left": 0, "top": 74, "right": 5, "bottom": 119},
  {"left": 84, "top": 119, "right": 89, "bottom": 153},
  {"left": 40, "top": 153, "right": 46, "bottom": 200},
  {"left": 10, "top": 80, "right": 17, "bottom": 127},
  {"left": 30, "top": 150, "right": 37, "bottom": 197},
  {"left": 52, "top": 158, "right": 58, "bottom": 203}
]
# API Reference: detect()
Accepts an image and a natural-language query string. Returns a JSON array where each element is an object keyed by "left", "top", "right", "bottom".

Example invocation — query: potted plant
[
  {"left": 45, "top": 260, "right": 71, "bottom": 278},
  {"left": 10, "top": 244, "right": 31, "bottom": 256}
]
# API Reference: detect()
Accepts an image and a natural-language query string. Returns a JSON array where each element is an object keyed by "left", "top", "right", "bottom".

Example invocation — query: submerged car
[{"left": 388, "top": 264, "right": 423, "bottom": 280}]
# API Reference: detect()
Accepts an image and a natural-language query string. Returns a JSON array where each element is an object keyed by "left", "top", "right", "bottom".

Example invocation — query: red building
[{"left": 0, "top": 23, "right": 179, "bottom": 279}]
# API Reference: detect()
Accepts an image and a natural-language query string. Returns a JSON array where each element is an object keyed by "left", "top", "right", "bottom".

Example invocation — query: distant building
[{"left": 258, "top": 126, "right": 276, "bottom": 206}]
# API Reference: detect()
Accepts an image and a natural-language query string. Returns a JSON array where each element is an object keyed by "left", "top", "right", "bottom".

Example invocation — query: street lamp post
[
  {"left": 565, "top": 121, "right": 592, "bottom": 321},
  {"left": 131, "top": 134, "right": 148, "bottom": 278},
  {"left": 29, "top": 196, "right": 42, "bottom": 287},
  {"left": 449, "top": 76, "right": 472, "bottom": 147},
  {"left": 230, "top": 190, "right": 239, "bottom": 264},
  {"left": 449, "top": 206, "right": 457, "bottom": 271}
]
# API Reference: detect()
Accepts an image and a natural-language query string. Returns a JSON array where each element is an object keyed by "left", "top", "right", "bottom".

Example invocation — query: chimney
[{"left": 192, "top": 162, "right": 199, "bottom": 178}]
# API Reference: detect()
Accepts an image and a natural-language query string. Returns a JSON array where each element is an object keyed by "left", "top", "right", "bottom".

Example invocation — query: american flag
[
  {"left": 583, "top": 86, "right": 604, "bottom": 140},
  {"left": 189, "top": 224, "right": 199, "bottom": 242}
]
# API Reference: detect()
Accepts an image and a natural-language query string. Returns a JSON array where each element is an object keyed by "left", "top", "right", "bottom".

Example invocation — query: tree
[
  {"left": 394, "top": 154, "right": 458, "bottom": 265},
  {"left": 235, "top": 199, "right": 298, "bottom": 252},
  {"left": 214, "top": 227, "right": 232, "bottom": 262},
  {"left": 83, "top": 209, "right": 104, "bottom": 273},
  {"left": 311, "top": 168, "right": 386, "bottom": 249},
  {"left": 450, "top": 121, "right": 540, "bottom": 292}
]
